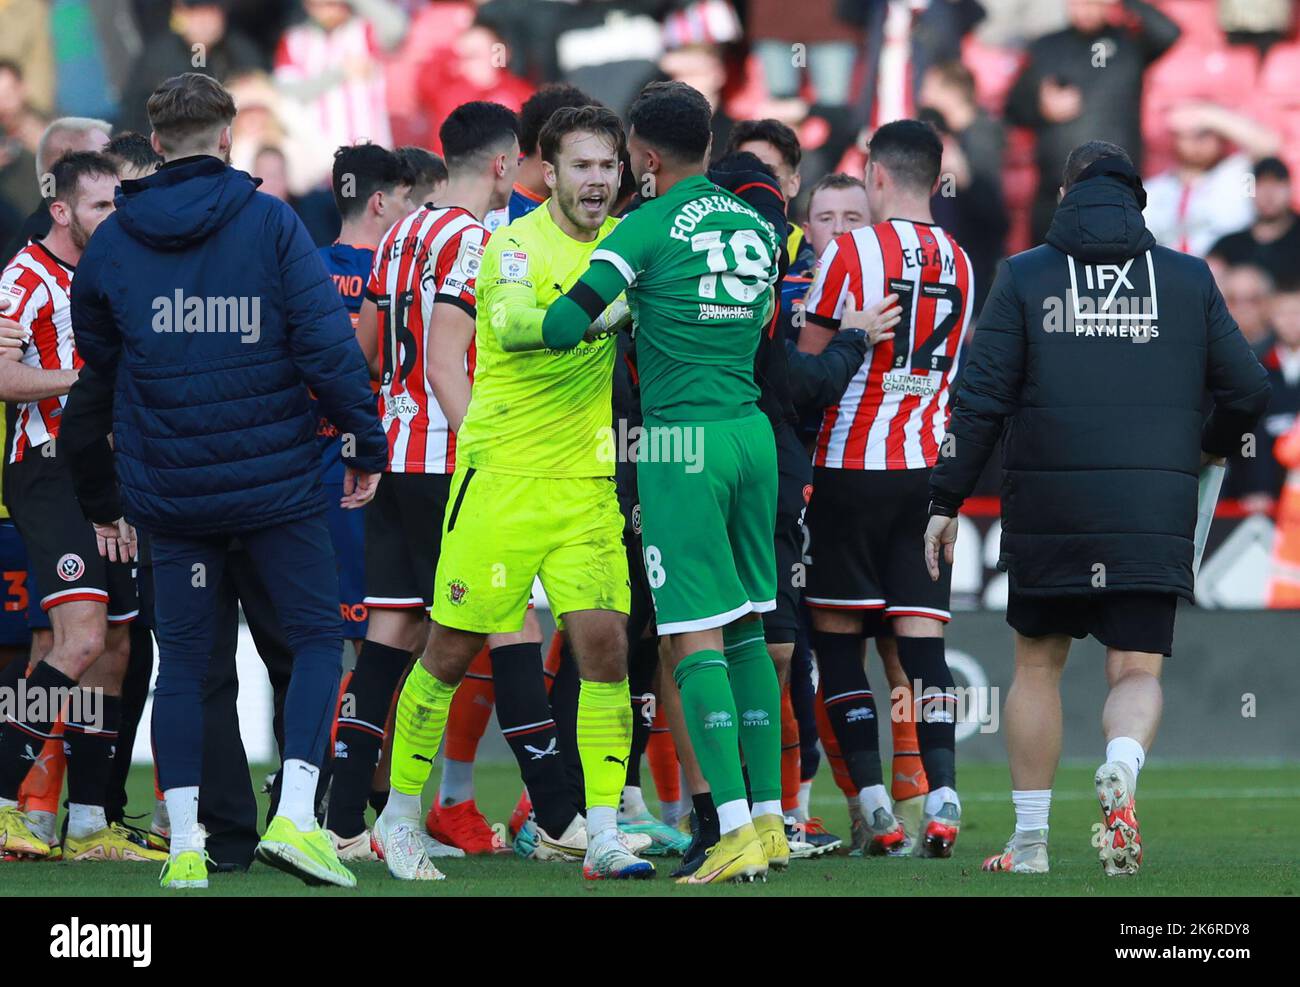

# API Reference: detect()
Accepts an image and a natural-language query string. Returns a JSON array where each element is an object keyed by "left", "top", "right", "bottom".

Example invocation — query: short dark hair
[
  {"left": 728, "top": 119, "right": 801, "bottom": 171},
  {"left": 396, "top": 146, "right": 447, "bottom": 192},
  {"left": 438, "top": 101, "right": 519, "bottom": 170},
  {"left": 1062, "top": 140, "right": 1133, "bottom": 189},
  {"left": 104, "top": 131, "right": 163, "bottom": 173},
  {"left": 332, "top": 143, "right": 409, "bottom": 219},
  {"left": 520, "top": 84, "right": 598, "bottom": 156},
  {"left": 539, "top": 105, "right": 625, "bottom": 166},
  {"left": 806, "top": 172, "right": 867, "bottom": 213},
  {"left": 711, "top": 149, "right": 776, "bottom": 182},
  {"left": 147, "top": 72, "right": 237, "bottom": 154},
  {"left": 48, "top": 151, "right": 118, "bottom": 205},
  {"left": 1255, "top": 155, "right": 1290, "bottom": 182},
  {"left": 867, "top": 119, "right": 943, "bottom": 193},
  {"left": 629, "top": 81, "right": 713, "bottom": 164}
]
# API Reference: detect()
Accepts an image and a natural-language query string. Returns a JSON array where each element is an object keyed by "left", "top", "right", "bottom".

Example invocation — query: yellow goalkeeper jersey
[{"left": 456, "top": 203, "right": 619, "bottom": 478}]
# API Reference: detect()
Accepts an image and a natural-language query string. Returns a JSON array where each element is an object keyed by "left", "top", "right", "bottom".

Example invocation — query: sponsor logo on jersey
[
  {"left": 334, "top": 740, "right": 348, "bottom": 759},
  {"left": 458, "top": 239, "right": 485, "bottom": 278},
  {"left": 447, "top": 578, "right": 469, "bottom": 605},
  {"left": 697, "top": 303, "right": 754, "bottom": 321},
  {"left": 742, "top": 708, "right": 770, "bottom": 726},
  {"left": 845, "top": 706, "right": 874, "bottom": 723},
  {"left": 881, "top": 369, "right": 942, "bottom": 396},
  {"left": 704, "top": 711, "right": 732, "bottom": 729},
  {"left": 56, "top": 554, "right": 84, "bottom": 582}
]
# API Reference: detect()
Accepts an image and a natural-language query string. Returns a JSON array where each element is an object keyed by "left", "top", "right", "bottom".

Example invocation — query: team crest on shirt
[
  {"left": 500, "top": 250, "right": 529, "bottom": 282},
  {"left": 56, "top": 553, "right": 84, "bottom": 582},
  {"left": 447, "top": 579, "right": 469, "bottom": 605},
  {"left": 631, "top": 503, "right": 641, "bottom": 535}
]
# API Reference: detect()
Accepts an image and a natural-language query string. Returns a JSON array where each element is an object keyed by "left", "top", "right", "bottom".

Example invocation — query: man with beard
[
  {"left": 372, "top": 103, "right": 651, "bottom": 881},
  {"left": 0, "top": 151, "right": 165, "bottom": 864}
]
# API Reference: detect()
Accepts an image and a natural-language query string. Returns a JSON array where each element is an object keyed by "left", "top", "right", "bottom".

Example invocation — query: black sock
[
  {"left": 108, "top": 624, "right": 154, "bottom": 823},
  {"left": 626, "top": 636, "right": 659, "bottom": 791},
  {"left": 0, "top": 661, "right": 74, "bottom": 799},
  {"left": 368, "top": 788, "right": 389, "bottom": 816},
  {"left": 65, "top": 693, "right": 121, "bottom": 813},
  {"left": 326, "top": 640, "right": 410, "bottom": 838},
  {"left": 548, "top": 638, "right": 585, "bottom": 809},
  {"left": 692, "top": 791, "right": 719, "bottom": 843},
  {"left": 493, "top": 642, "right": 577, "bottom": 836},
  {"left": 811, "top": 628, "right": 883, "bottom": 792},
  {"left": 895, "top": 636, "right": 956, "bottom": 790}
]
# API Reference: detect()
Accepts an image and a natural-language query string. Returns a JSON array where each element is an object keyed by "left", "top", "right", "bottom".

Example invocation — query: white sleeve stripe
[{"left": 591, "top": 248, "right": 636, "bottom": 285}]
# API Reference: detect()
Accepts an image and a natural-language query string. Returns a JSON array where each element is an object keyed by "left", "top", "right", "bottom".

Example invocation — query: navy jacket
[
  {"left": 70, "top": 156, "right": 387, "bottom": 536},
  {"left": 931, "top": 175, "right": 1270, "bottom": 600}
]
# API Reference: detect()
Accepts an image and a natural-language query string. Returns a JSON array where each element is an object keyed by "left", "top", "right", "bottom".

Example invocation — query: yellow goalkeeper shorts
[{"left": 430, "top": 467, "right": 631, "bottom": 633}]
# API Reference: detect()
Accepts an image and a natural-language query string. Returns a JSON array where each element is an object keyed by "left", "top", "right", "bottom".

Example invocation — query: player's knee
[{"left": 1105, "top": 649, "right": 1163, "bottom": 687}]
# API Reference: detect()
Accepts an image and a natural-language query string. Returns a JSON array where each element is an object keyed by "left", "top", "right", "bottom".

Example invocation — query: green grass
[{"left": 6, "top": 760, "right": 1298, "bottom": 896}]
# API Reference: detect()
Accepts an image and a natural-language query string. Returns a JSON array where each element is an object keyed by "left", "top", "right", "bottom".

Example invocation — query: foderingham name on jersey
[{"left": 805, "top": 219, "right": 974, "bottom": 471}]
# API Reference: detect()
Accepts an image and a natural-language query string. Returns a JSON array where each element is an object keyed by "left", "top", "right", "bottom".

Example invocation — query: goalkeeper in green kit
[{"left": 500, "top": 81, "right": 786, "bottom": 884}]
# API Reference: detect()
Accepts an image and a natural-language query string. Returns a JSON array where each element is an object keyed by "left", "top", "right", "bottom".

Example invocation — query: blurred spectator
[
  {"left": 3, "top": 115, "right": 110, "bottom": 259},
  {"left": 660, "top": 44, "right": 734, "bottom": 156},
  {"left": 548, "top": 0, "right": 667, "bottom": 115},
  {"left": 922, "top": 109, "right": 1005, "bottom": 314},
  {"left": 1144, "top": 103, "right": 1281, "bottom": 257},
  {"left": 1268, "top": 413, "right": 1300, "bottom": 607},
  {"left": 840, "top": 0, "right": 984, "bottom": 127},
  {"left": 104, "top": 130, "right": 165, "bottom": 180},
  {"left": 1221, "top": 263, "right": 1276, "bottom": 350},
  {"left": 1208, "top": 157, "right": 1300, "bottom": 285},
  {"left": 0, "top": 0, "right": 54, "bottom": 116},
  {"left": 0, "top": 61, "right": 47, "bottom": 154},
  {"left": 386, "top": 0, "right": 475, "bottom": 145},
  {"left": 274, "top": 0, "right": 408, "bottom": 152},
  {"left": 747, "top": 0, "right": 859, "bottom": 115},
  {"left": 119, "top": 1, "right": 263, "bottom": 135},
  {"left": 1226, "top": 275, "right": 1300, "bottom": 512},
  {"left": 396, "top": 145, "right": 447, "bottom": 205},
  {"left": 226, "top": 70, "right": 334, "bottom": 196},
  {"left": 1006, "top": 0, "right": 1180, "bottom": 244},
  {"left": 250, "top": 143, "right": 339, "bottom": 245},
  {"left": 415, "top": 20, "right": 533, "bottom": 153}
]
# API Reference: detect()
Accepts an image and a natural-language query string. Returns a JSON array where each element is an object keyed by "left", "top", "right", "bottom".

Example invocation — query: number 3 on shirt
[{"left": 690, "top": 230, "right": 772, "bottom": 303}]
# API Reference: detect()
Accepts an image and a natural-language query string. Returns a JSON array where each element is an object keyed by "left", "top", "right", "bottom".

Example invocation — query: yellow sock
[
  {"left": 576, "top": 678, "right": 632, "bottom": 812},
  {"left": 389, "top": 662, "right": 458, "bottom": 797}
]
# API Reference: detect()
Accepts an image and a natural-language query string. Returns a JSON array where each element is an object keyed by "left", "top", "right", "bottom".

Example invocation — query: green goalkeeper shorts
[{"left": 636, "top": 411, "right": 777, "bottom": 635}]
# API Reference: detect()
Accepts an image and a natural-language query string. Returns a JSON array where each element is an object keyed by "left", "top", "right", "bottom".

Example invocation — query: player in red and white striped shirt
[
  {"left": 0, "top": 151, "right": 159, "bottom": 864},
  {"left": 797, "top": 121, "right": 972, "bottom": 861}
]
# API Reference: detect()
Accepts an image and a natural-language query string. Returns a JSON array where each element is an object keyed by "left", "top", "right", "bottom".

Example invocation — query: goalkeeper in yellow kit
[{"left": 372, "top": 105, "right": 652, "bottom": 881}]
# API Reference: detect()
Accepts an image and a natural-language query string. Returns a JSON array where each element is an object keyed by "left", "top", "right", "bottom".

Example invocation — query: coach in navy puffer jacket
[{"left": 70, "top": 154, "right": 387, "bottom": 535}]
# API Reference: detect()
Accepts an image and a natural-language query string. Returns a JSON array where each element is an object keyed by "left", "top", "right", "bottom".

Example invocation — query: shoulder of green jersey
[{"left": 591, "top": 248, "right": 637, "bottom": 286}]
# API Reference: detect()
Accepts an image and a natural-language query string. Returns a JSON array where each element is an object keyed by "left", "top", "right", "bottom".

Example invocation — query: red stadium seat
[
  {"left": 1260, "top": 43, "right": 1300, "bottom": 108},
  {"left": 960, "top": 36, "right": 1026, "bottom": 116}
]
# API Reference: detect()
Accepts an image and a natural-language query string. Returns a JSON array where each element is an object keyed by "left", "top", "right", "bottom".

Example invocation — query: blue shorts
[{"left": 0, "top": 520, "right": 34, "bottom": 646}]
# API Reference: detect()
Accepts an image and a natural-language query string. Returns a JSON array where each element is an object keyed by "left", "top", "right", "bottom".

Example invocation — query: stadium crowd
[{"left": 0, "top": 0, "right": 1289, "bottom": 888}]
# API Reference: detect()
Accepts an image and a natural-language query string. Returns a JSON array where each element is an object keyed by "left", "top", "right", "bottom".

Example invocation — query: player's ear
[
  {"left": 541, "top": 159, "right": 557, "bottom": 192},
  {"left": 47, "top": 198, "right": 69, "bottom": 228}
]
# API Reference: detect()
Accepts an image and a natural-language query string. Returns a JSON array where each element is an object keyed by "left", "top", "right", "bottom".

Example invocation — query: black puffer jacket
[{"left": 930, "top": 174, "right": 1270, "bottom": 600}]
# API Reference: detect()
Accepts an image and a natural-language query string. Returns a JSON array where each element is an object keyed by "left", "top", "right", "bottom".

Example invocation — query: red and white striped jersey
[
  {"left": 0, "top": 241, "right": 79, "bottom": 464},
  {"left": 273, "top": 18, "right": 392, "bottom": 151},
  {"left": 367, "top": 205, "right": 487, "bottom": 474},
  {"left": 804, "top": 219, "right": 974, "bottom": 470}
]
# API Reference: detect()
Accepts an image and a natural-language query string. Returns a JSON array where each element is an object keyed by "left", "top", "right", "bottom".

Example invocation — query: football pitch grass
[{"left": 5, "top": 760, "right": 1298, "bottom": 896}]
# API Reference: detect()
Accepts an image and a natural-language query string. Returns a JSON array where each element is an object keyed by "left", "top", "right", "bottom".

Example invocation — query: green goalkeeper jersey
[
  {"left": 457, "top": 204, "right": 620, "bottom": 477},
  {"left": 586, "top": 175, "right": 781, "bottom": 422}
]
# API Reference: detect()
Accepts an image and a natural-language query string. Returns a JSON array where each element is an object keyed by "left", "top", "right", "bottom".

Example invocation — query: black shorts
[
  {"left": 805, "top": 465, "right": 950, "bottom": 622},
  {"left": 1006, "top": 592, "right": 1177, "bottom": 656},
  {"left": 363, "top": 472, "right": 453, "bottom": 610},
  {"left": 6, "top": 445, "right": 137, "bottom": 623},
  {"left": 765, "top": 424, "right": 813, "bottom": 645}
]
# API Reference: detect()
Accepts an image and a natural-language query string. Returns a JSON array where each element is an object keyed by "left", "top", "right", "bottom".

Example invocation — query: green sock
[
  {"left": 389, "top": 661, "right": 458, "bottom": 797},
  {"left": 724, "top": 622, "right": 782, "bottom": 806},
  {"left": 673, "top": 649, "right": 747, "bottom": 805},
  {"left": 576, "top": 678, "right": 633, "bottom": 812}
]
